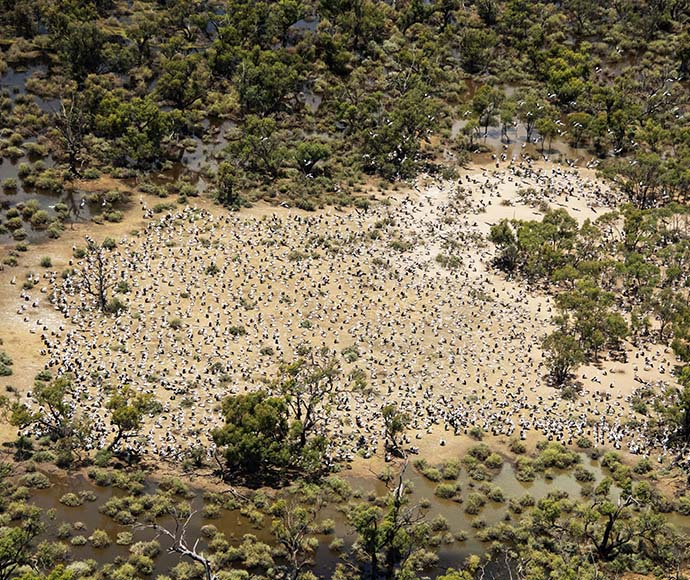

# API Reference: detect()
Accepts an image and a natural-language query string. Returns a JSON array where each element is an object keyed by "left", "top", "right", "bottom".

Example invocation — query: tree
[
  {"left": 516, "top": 89, "right": 546, "bottom": 143},
  {"left": 603, "top": 153, "right": 665, "bottom": 209},
  {"left": 669, "top": 366, "right": 690, "bottom": 439},
  {"left": 535, "top": 117, "right": 559, "bottom": 153},
  {"left": 74, "top": 236, "right": 118, "bottom": 312},
  {"left": 459, "top": 28, "right": 497, "bottom": 74},
  {"left": 471, "top": 85, "right": 503, "bottom": 138},
  {"left": 499, "top": 99, "right": 516, "bottom": 142},
  {"left": 273, "top": 347, "right": 341, "bottom": 451},
  {"left": 267, "top": 0, "right": 307, "bottom": 47},
  {"left": 362, "top": 84, "right": 439, "bottom": 179},
  {"left": 293, "top": 141, "right": 331, "bottom": 175},
  {"left": 578, "top": 479, "right": 665, "bottom": 561},
  {"left": 216, "top": 162, "right": 241, "bottom": 208},
  {"left": 0, "top": 501, "right": 43, "bottom": 580},
  {"left": 349, "top": 464, "right": 431, "bottom": 580},
  {"left": 382, "top": 404, "right": 410, "bottom": 458},
  {"left": 106, "top": 386, "right": 161, "bottom": 455},
  {"left": 270, "top": 499, "right": 320, "bottom": 580},
  {"left": 235, "top": 48, "right": 300, "bottom": 114},
  {"left": 542, "top": 329, "right": 585, "bottom": 386},
  {"left": 567, "top": 111, "right": 590, "bottom": 147},
  {"left": 156, "top": 53, "right": 210, "bottom": 110},
  {"left": 127, "top": 10, "right": 160, "bottom": 65},
  {"left": 59, "top": 21, "right": 105, "bottom": 83},
  {"left": 94, "top": 95, "right": 176, "bottom": 168},
  {"left": 555, "top": 279, "right": 628, "bottom": 360},
  {"left": 136, "top": 505, "right": 217, "bottom": 580},
  {"left": 489, "top": 219, "right": 519, "bottom": 273},
  {"left": 17, "top": 375, "right": 76, "bottom": 440},
  {"left": 212, "top": 390, "right": 292, "bottom": 482},
  {"left": 226, "top": 115, "right": 288, "bottom": 181},
  {"left": 53, "top": 94, "right": 90, "bottom": 176}
]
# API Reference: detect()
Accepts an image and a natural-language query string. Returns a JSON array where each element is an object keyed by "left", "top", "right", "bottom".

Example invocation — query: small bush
[
  {"left": 515, "top": 457, "right": 536, "bottom": 482},
  {"left": 21, "top": 471, "right": 50, "bottom": 489},
  {"left": 464, "top": 493, "right": 487, "bottom": 515},
  {"left": 468, "top": 443, "right": 491, "bottom": 462},
  {"left": 71, "top": 536, "right": 87, "bottom": 546},
  {"left": 434, "top": 482, "right": 461, "bottom": 500},
  {"left": 89, "top": 529, "right": 112, "bottom": 548},
  {"left": 574, "top": 467, "right": 596, "bottom": 482},
  {"left": 468, "top": 426, "right": 484, "bottom": 440},
  {"left": 105, "top": 297, "right": 128, "bottom": 314},
  {"left": 441, "top": 459, "right": 461, "bottom": 480},
  {"left": 633, "top": 458, "right": 652, "bottom": 475},
  {"left": 59, "top": 493, "right": 83, "bottom": 507},
  {"left": 485, "top": 453, "right": 503, "bottom": 469}
]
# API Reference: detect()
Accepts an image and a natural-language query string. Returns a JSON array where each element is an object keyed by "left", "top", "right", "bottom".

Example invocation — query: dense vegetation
[
  {"left": 0, "top": 0, "right": 689, "bottom": 234},
  {"left": 489, "top": 203, "right": 690, "bottom": 446}
]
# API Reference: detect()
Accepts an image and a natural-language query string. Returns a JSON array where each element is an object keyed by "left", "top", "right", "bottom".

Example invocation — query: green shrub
[
  {"left": 482, "top": 484, "right": 505, "bottom": 503},
  {"left": 485, "top": 453, "right": 504, "bottom": 469},
  {"left": 2, "top": 178, "right": 18, "bottom": 191},
  {"left": 5, "top": 216, "right": 22, "bottom": 230},
  {"left": 536, "top": 442, "right": 580, "bottom": 470},
  {"left": 515, "top": 457, "right": 536, "bottom": 482},
  {"left": 633, "top": 458, "right": 652, "bottom": 475},
  {"left": 105, "top": 297, "right": 128, "bottom": 314},
  {"left": 59, "top": 493, "right": 83, "bottom": 507},
  {"left": 574, "top": 467, "right": 595, "bottom": 482},
  {"left": 468, "top": 443, "right": 491, "bottom": 462},
  {"left": 464, "top": 492, "right": 487, "bottom": 514},
  {"left": 434, "top": 482, "right": 460, "bottom": 500},
  {"left": 104, "top": 210, "right": 124, "bottom": 223},
  {"left": 88, "top": 467, "right": 113, "bottom": 486},
  {"left": 30, "top": 209, "right": 50, "bottom": 228},
  {"left": 441, "top": 459, "right": 461, "bottom": 480},
  {"left": 89, "top": 529, "right": 112, "bottom": 548},
  {"left": 21, "top": 471, "right": 50, "bottom": 489},
  {"left": 468, "top": 426, "right": 484, "bottom": 440}
]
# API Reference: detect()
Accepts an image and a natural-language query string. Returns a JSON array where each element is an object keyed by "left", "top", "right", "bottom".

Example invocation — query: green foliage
[
  {"left": 382, "top": 403, "right": 410, "bottom": 457},
  {"left": 212, "top": 391, "right": 292, "bottom": 482},
  {"left": 105, "top": 386, "right": 161, "bottom": 455}
]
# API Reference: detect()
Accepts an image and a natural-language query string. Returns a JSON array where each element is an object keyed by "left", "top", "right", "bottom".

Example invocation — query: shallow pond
[{"left": 24, "top": 452, "right": 689, "bottom": 578}]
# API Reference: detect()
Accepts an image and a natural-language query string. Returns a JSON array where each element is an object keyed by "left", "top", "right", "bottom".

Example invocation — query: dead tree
[
  {"left": 135, "top": 508, "right": 216, "bottom": 580},
  {"left": 53, "top": 94, "right": 89, "bottom": 177},
  {"left": 76, "top": 236, "right": 117, "bottom": 312}
]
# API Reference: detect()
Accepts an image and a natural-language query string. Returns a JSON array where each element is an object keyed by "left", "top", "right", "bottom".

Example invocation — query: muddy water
[
  {"left": 27, "top": 453, "right": 688, "bottom": 577},
  {"left": 0, "top": 66, "right": 83, "bottom": 243},
  {"left": 1, "top": 66, "right": 60, "bottom": 112},
  {"left": 449, "top": 118, "right": 595, "bottom": 166}
]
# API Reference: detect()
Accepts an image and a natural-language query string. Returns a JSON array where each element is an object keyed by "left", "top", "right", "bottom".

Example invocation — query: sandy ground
[{"left": 0, "top": 159, "right": 679, "bottom": 472}]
